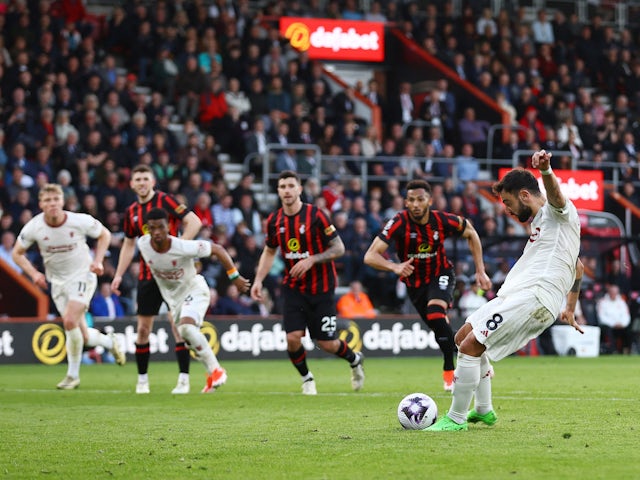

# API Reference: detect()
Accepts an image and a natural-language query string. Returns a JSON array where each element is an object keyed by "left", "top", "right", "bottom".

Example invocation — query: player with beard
[
  {"left": 428, "top": 150, "right": 584, "bottom": 431},
  {"left": 250, "top": 170, "right": 365, "bottom": 395},
  {"left": 365, "top": 179, "right": 492, "bottom": 391}
]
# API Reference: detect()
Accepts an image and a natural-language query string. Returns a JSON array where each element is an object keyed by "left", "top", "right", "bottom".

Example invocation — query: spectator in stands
[
  {"left": 456, "top": 143, "right": 480, "bottom": 184},
  {"left": 337, "top": 280, "right": 376, "bottom": 319},
  {"left": 90, "top": 280, "right": 125, "bottom": 319},
  {"left": 0, "top": 230, "right": 22, "bottom": 273},
  {"left": 597, "top": 283, "right": 632, "bottom": 354},
  {"left": 457, "top": 107, "right": 490, "bottom": 157},
  {"left": 175, "top": 55, "right": 207, "bottom": 122}
]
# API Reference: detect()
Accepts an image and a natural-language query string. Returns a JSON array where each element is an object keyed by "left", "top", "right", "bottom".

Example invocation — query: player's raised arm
[{"left": 531, "top": 149, "right": 566, "bottom": 208}]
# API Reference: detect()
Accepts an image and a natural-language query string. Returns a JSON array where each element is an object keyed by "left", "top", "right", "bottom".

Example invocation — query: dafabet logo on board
[{"left": 280, "top": 17, "right": 385, "bottom": 62}]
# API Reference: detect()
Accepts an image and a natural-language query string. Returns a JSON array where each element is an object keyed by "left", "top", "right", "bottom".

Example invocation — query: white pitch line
[{"left": 0, "top": 388, "right": 636, "bottom": 402}]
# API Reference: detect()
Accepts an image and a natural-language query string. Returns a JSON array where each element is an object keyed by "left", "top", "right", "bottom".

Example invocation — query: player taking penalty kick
[
  {"left": 427, "top": 150, "right": 584, "bottom": 431},
  {"left": 137, "top": 208, "right": 250, "bottom": 393}
]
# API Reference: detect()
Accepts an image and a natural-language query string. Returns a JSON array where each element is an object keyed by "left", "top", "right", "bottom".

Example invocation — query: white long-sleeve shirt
[{"left": 597, "top": 294, "right": 631, "bottom": 328}]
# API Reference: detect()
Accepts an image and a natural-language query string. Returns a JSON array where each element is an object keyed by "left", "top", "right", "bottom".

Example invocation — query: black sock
[
  {"left": 175, "top": 342, "right": 190, "bottom": 374},
  {"left": 427, "top": 305, "right": 456, "bottom": 371},
  {"left": 135, "top": 342, "right": 150, "bottom": 375},
  {"left": 335, "top": 339, "right": 357, "bottom": 364},
  {"left": 288, "top": 346, "right": 309, "bottom": 377}
]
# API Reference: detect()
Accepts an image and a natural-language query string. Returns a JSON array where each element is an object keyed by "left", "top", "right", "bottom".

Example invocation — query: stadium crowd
[{"left": 0, "top": 0, "right": 639, "bottom": 352}]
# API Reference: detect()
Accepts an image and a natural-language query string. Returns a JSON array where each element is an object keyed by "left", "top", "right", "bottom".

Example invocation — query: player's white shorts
[
  {"left": 169, "top": 276, "right": 209, "bottom": 327},
  {"left": 466, "top": 289, "right": 555, "bottom": 362},
  {"left": 51, "top": 272, "right": 97, "bottom": 315}
]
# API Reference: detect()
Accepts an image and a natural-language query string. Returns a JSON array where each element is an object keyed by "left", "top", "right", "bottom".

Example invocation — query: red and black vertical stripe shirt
[
  {"left": 265, "top": 203, "right": 339, "bottom": 294},
  {"left": 377, "top": 209, "right": 467, "bottom": 289},
  {"left": 123, "top": 191, "right": 189, "bottom": 280}
]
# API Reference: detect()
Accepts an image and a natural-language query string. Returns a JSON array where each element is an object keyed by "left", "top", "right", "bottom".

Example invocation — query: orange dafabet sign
[{"left": 280, "top": 17, "right": 385, "bottom": 62}]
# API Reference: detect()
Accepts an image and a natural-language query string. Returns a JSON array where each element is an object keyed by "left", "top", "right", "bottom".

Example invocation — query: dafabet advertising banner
[
  {"left": 0, "top": 316, "right": 444, "bottom": 364},
  {"left": 280, "top": 17, "right": 385, "bottom": 62}
]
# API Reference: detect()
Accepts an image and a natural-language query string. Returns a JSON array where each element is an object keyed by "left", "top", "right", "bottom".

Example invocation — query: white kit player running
[
  {"left": 12, "top": 183, "right": 126, "bottom": 390},
  {"left": 137, "top": 208, "right": 250, "bottom": 393},
  {"left": 427, "top": 150, "right": 585, "bottom": 431}
]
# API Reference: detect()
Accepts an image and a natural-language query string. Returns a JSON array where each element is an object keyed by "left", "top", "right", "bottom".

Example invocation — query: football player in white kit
[
  {"left": 428, "top": 150, "right": 585, "bottom": 431},
  {"left": 137, "top": 208, "right": 250, "bottom": 393},
  {"left": 12, "top": 183, "right": 126, "bottom": 390}
]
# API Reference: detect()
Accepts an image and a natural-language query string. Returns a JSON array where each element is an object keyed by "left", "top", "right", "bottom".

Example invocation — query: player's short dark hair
[
  {"left": 406, "top": 179, "right": 432, "bottom": 195},
  {"left": 147, "top": 207, "right": 168, "bottom": 221},
  {"left": 493, "top": 168, "right": 541, "bottom": 196},
  {"left": 132, "top": 164, "right": 155, "bottom": 176},
  {"left": 278, "top": 170, "right": 300, "bottom": 184}
]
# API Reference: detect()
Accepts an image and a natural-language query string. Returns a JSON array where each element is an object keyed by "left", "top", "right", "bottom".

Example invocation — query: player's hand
[
  {"left": 531, "top": 149, "right": 552, "bottom": 171},
  {"left": 289, "top": 257, "right": 314, "bottom": 279},
  {"left": 395, "top": 258, "right": 415, "bottom": 278},
  {"left": 32, "top": 271, "right": 47, "bottom": 290},
  {"left": 560, "top": 309, "right": 584, "bottom": 334},
  {"left": 111, "top": 275, "right": 122, "bottom": 296},
  {"left": 233, "top": 275, "right": 251, "bottom": 294},
  {"left": 250, "top": 280, "right": 263, "bottom": 301},
  {"left": 90, "top": 261, "right": 104, "bottom": 276},
  {"left": 476, "top": 271, "right": 492, "bottom": 291}
]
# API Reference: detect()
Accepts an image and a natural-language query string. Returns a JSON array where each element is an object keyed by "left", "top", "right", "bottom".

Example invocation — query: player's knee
[
  {"left": 177, "top": 323, "right": 198, "bottom": 344},
  {"left": 136, "top": 316, "right": 154, "bottom": 340},
  {"left": 454, "top": 323, "right": 473, "bottom": 346}
]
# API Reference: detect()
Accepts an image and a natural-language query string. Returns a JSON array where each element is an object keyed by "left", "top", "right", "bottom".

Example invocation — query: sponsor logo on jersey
[
  {"left": 175, "top": 204, "right": 187, "bottom": 214},
  {"left": 45, "top": 244, "right": 76, "bottom": 253},
  {"left": 153, "top": 268, "right": 185, "bottom": 280},
  {"left": 324, "top": 225, "right": 336, "bottom": 236},
  {"left": 287, "top": 238, "right": 300, "bottom": 252}
]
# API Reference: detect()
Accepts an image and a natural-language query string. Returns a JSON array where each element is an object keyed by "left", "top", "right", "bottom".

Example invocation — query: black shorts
[
  {"left": 136, "top": 278, "right": 167, "bottom": 316},
  {"left": 282, "top": 287, "right": 338, "bottom": 341},
  {"left": 407, "top": 269, "right": 456, "bottom": 320}
]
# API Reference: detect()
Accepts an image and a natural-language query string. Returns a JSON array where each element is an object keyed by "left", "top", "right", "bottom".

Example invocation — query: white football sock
[
  {"left": 474, "top": 353, "right": 494, "bottom": 415},
  {"left": 178, "top": 324, "right": 220, "bottom": 374},
  {"left": 65, "top": 327, "right": 84, "bottom": 378},
  {"left": 86, "top": 328, "right": 113, "bottom": 349},
  {"left": 447, "top": 353, "right": 481, "bottom": 424}
]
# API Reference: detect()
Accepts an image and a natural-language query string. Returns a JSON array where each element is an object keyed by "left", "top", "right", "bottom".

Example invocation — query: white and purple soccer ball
[{"left": 397, "top": 393, "right": 438, "bottom": 430}]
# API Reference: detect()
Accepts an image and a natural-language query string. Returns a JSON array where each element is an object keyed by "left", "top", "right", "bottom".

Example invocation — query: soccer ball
[{"left": 397, "top": 393, "right": 438, "bottom": 430}]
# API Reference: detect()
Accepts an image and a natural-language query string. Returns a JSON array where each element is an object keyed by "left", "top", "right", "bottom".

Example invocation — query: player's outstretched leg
[{"left": 177, "top": 324, "right": 226, "bottom": 393}]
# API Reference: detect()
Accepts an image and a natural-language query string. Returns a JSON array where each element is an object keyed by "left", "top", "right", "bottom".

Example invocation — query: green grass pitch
[{"left": 1, "top": 355, "right": 638, "bottom": 480}]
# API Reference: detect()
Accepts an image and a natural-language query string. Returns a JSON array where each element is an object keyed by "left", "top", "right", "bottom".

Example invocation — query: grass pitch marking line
[{"left": 2, "top": 388, "right": 636, "bottom": 402}]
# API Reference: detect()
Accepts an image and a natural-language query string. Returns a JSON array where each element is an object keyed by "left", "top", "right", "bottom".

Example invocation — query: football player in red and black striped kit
[
  {"left": 250, "top": 170, "right": 365, "bottom": 395},
  {"left": 111, "top": 165, "right": 202, "bottom": 394},
  {"left": 365, "top": 179, "right": 492, "bottom": 391}
]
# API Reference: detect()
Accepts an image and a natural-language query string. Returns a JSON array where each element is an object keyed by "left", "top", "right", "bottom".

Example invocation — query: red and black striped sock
[
  {"left": 175, "top": 341, "right": 190, "bottom": 374},
  {"left": 135, "top": 342, "right": 151, "bottom": 375},
  {"left": 288, "top": 346, "right": 309, "bottom": 377}
]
